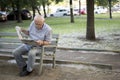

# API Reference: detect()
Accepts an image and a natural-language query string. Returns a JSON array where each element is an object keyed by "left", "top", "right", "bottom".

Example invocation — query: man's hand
[{"left": 36, "top": 40, "right": 44, "bottom": 45}]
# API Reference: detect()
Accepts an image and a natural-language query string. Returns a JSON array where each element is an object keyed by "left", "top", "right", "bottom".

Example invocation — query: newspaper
[{"left": 15, "top": 26, "right": 38, "bottom": 46}]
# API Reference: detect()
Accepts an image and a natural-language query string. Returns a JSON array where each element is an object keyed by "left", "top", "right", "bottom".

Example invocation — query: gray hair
[{"left": 34, "top": 15, "right": 45, "bottom": 22}]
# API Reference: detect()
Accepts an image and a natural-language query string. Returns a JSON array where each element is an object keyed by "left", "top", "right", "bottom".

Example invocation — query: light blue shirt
[{"left": 24, "top": 21, "right": 52, "bottom": 50}]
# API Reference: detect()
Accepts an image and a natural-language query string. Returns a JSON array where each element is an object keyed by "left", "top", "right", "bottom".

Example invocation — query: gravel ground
[{"left": 58, "top": 29, "right": 120, "bottom": 51}]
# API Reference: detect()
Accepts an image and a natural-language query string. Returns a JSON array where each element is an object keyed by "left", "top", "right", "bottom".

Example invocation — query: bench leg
[
  {"left": 52, "top": 54, "right": 55, "bottom": 68},
  {"left": 39, "top": 47, "right": 44, "bottom": 75}
]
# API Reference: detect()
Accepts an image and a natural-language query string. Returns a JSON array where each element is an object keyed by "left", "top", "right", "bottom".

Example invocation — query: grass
[{"left": 0, "top": 13, "right": 120, "bottom": 35}]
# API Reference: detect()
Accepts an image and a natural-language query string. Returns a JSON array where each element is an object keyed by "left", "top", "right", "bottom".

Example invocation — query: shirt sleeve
[{"left": 45, "top": 29, "right": 52, "bottom": 43}]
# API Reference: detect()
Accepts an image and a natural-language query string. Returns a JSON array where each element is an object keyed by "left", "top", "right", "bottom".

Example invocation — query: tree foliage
[
  {"left": 0, "top": 0, "right": 11, "bottom": 11},
  {"left": 52, "top": 0, "right": 63, "bottom": 4},
  {"left": 0, "top": 0, "right": 64, "bottom": 21},
  {"left": 95, "top": 0, "right": 119, "bottom": 7}
]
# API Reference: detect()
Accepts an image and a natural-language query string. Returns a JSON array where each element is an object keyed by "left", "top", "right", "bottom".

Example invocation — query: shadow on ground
[{"left": 0, "top": 61, "right": 120, "bottom": 80}]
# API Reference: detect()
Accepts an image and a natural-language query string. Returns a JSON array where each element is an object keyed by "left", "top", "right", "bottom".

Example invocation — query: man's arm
[
  {"left": 36, "top": 40, "right": 50, "bottom": 45},
  {"left": 36, "top": 30, "right": 52, "bottom": 45}
]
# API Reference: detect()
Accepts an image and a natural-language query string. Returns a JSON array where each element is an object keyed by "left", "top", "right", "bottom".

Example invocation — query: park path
[{"left": 54, "top": 49, "right": 120, "bottom": 70}]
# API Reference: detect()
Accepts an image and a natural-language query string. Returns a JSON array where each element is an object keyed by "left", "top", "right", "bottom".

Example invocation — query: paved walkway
[{"left": 54, "top": 49, "right": 120, "bottom": 70}]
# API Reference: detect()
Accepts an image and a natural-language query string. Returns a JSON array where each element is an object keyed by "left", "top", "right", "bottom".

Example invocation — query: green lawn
[{"left": 0, "top": 13, "right": 120, "bottom": 35}]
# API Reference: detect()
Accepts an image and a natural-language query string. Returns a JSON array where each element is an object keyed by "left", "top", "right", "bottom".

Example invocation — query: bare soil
[{"left": 0, "top": 61, "right": 120, "bottom": 80}]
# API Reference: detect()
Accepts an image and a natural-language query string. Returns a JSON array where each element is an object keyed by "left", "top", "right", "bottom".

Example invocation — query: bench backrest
[{"left": 0, "top": 32, "right": 59, "bottom": 51}]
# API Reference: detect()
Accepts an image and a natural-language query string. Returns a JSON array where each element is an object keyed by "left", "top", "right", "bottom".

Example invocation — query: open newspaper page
[{"left": 15, "top": 26, "right": 38, "bottom": 46}]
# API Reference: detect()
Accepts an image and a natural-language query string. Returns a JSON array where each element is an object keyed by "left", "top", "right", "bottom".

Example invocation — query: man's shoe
[
  {"left": 22, "top": 65, "right": 27, "bottom": 71},
  {"left": 20, "top": 70, "right": 33, "bottom": 77},
  {"left": 19, "top": 65, "right": 27, "bottom": 76}
]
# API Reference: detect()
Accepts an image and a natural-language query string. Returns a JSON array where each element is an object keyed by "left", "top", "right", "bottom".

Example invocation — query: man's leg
[
  {"left": 27, "top": 47, "right": 40, "bottom": 72},
  {"left": 20, "top": 47, "right": 41, "bottom": 76},
  {"left": 12, "top": 44, "right": 28, "bottom": 69}
]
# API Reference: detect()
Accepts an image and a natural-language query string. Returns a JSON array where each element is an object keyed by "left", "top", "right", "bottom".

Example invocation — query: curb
[
  {"left": 57, "top": 47, "right": 120, "bottom": 53},
  {"left": 42, "top": 59, "right": 112, "bottom": 70}
]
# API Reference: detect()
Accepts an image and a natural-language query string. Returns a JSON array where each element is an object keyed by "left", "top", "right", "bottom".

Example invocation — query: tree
[
  {"left": 11, "top": 0, "right": 16, "bottom": 20},
  {"left": 108, "top": 0, "right": 112, "bottom": 19},
  {"left": 0, "top": 0, "right": 9, "bottom": 11},
  {"left": 15, "top": 0, "right": 29, "bottom": 22},
  {"left": 41, "top": 0, "right": 47, "bottom": 18},
  {"left": 13, "top": 0, "right": 22, "bottom": 23},
  {"left": 95, "top": 0, "right": 119, "bottom": 19},
  {"left": 69, "top": 0, "right": 74, "bottom": 23},
  {"left": 29, "top": 0, "right": 37, "bottom": 18},
  {"left": 95, "top": 0, "right": 118, "bottom": 7},
  {"left": 86, "top": 0, "right": 96, "bottom": 40},
  {"left": 79, "top": 0, "right": 81, "bottom": 16},
  {"left": 7, "top": 0, "right": 30, "bottom": 22}
]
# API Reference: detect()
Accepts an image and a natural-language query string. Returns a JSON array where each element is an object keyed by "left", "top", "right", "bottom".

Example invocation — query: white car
[
  {"left": 50, "top": 9, "right": 68, "bottom": 17},
  {"left": 94, "top": 6, "right": 107, "bottom": 14},
  {"left": 67, "top": 9, "right": 79, "bottom": 16}
]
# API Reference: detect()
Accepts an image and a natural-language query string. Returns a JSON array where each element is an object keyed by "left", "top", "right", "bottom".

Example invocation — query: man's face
[{"left": 34, "top": 20, "right": 43, "bottom": 29}]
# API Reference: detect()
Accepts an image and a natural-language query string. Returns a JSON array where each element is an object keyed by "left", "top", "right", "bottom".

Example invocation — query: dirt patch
[{"left": 0, "top": 61, "right": 120, "bottom": 80}]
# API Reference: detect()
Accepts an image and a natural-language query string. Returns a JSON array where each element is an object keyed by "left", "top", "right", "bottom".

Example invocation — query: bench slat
[
  {"left": 0, "top": 43, "right": 21, "bottom": 49},
  {"left": 0, "top": 32, "right": 17, "bottom": 37},
  {"left": 0, "top": 49, "right": 13, "bottom": 54},
  {"left": 0, "top": 38, "right": 21, "bottom": 43},
  {"left": 0, "top": 32, "right": 59, "bottom": 38}
]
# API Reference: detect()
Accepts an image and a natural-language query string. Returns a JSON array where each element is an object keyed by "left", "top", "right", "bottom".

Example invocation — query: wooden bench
[{"left": 0, "top": 32, "right": 59, "bottom": 75}]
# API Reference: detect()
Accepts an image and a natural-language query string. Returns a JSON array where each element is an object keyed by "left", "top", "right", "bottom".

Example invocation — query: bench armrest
[{"left": 42, "top": 45, "right": 57, "bottom": 48}]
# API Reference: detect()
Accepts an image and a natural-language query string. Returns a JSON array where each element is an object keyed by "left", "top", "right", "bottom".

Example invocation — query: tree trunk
[
  {"left": 36, "top": 7, "right": 41, "bottom": 15},
  {"left": 42, "top": 1, "right": 47, "bottom": 18},
  {"left": 32, "top": 6, "right": 36, "bottom": 19},
  {"left": 11, "top": 1, "right": 16, "bottom": 20},
  {"left": 79, "top": 0, "right": 81, "bottom": 16},
  {"left": 16, "top": 0, "right": 22, "bottom": 23},
  {"left": 70, "top": 0, "right": 74, "bottom": 23},
  {"left": 86, "top": 0, "right": 95, "bottom": 40},
  {"left": 108, "top": 0, "right": 112, "bottom": 19}
]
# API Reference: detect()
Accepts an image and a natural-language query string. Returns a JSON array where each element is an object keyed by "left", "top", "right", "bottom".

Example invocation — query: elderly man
[{"left": 13, "top": 15, "right": 52, "bottom": 77}]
